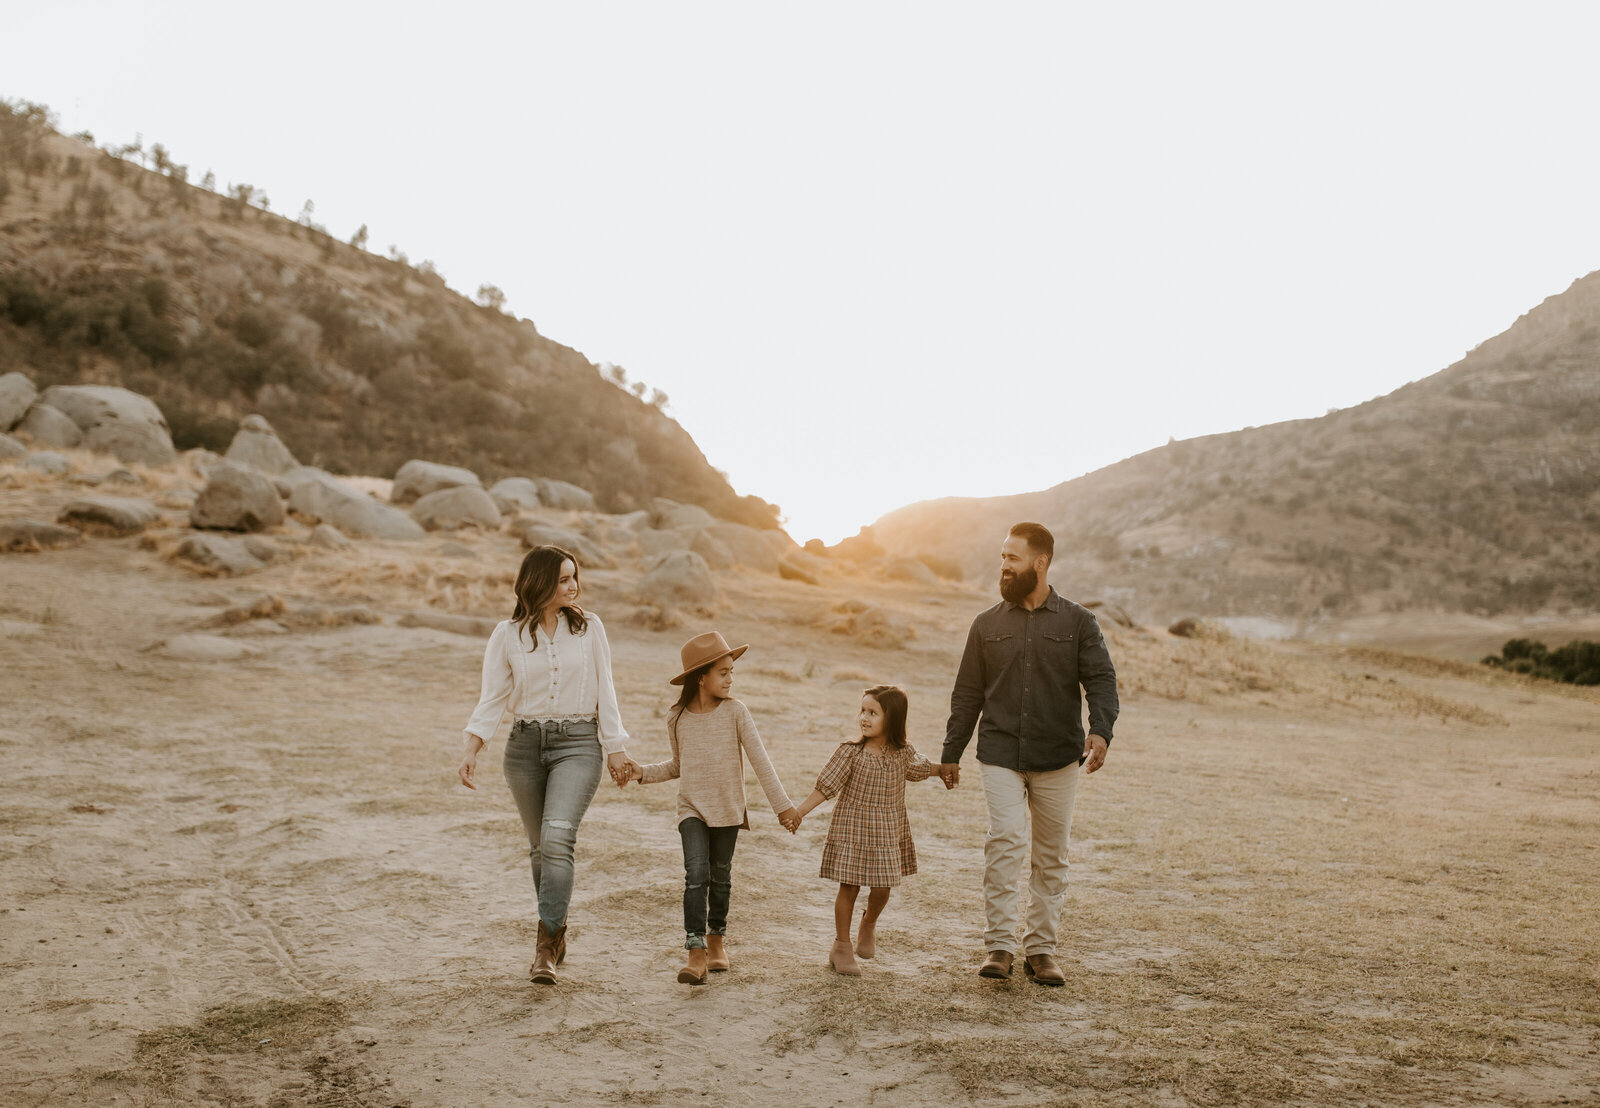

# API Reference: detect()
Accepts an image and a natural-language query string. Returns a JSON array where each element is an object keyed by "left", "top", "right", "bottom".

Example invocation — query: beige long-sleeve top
[
  {"left": 463, "top": 612, "right": 629, "bottom": 756},
  {"left": 637, "top": 698, "right": 794, "bottom": 828}
]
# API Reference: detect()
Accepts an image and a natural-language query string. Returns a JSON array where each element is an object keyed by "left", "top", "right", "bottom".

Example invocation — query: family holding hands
[{"left": 457, "top": 523, "right": 1119, "bottom": 989}]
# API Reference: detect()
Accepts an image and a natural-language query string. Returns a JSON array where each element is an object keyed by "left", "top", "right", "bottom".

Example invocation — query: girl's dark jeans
[{"left": 678, "top": 817, "right": 739, "bottom": 950}]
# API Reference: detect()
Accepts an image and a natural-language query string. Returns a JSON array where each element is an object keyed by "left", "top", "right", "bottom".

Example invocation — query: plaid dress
[{"left": 816, "top": 742, "right": 933, "bottom": 887}]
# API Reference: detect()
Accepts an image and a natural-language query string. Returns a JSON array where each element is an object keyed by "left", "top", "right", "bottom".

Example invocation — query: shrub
[
  {"left": 1482, "top": 638, "right": 1600, "bottom": 685},
  {"left": 167, "top": 408, "right": 237, "bottom": 452}
]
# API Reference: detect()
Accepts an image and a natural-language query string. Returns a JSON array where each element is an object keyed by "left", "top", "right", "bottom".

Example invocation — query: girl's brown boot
[
  {"left": 706, "top": 934, "right": 730, "bottom": 972},
  {"left": 829, "top": 940, "right": 861, "bottom": 976}
]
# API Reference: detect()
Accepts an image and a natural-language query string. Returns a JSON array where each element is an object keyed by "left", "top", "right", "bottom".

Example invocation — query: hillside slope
[
  {"left": 873, "top": 271, "right": 1600, "bottom": 623},
  {"left": 0, "top": 101, "right": 778, "bottom": 528}
]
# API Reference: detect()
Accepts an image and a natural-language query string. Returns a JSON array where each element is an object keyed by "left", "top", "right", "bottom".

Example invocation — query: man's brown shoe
[
  {"left": 978, "top": 950, "right": 1013, "bottom": 979},
  {"left": 706, "top": 935, "right": 730, "bottom": 972},
  {"left": 1024, "top": 954, "right": 1065, "bottom": 986}
]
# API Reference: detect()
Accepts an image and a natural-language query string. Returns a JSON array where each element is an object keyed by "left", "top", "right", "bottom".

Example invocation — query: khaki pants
[{"left": 979, "top": 761, "right": 1079, "bottom": 956}]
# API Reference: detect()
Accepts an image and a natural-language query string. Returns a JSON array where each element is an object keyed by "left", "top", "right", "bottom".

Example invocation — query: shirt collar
[{"left": 1004, "top": 586, "right": 1063, "bottom": 613}]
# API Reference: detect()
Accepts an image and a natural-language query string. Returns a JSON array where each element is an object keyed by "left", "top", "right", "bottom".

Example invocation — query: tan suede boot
[
  {"left": 530, "top": 921, "right": 563, "bottom": 985},
  {"left": 829, "top": 940, "right": 861, "bottom": 976},
  {"left": 706, "top": 935, "right": 730, "bottom": 972},
  {"left": 855, "top": 919, "right": 876, "bottom": 960},
  {"left": 678, "top": 946, "right": 709, "bottom": 985}
]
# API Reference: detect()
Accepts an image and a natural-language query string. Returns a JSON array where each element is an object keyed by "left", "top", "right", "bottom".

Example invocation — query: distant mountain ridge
[
  {"left": 872, "top": 270, "right": 1600, "bottom": 623},
  {"left": 0, "top": 100, "right": 780, "bottom": 528}
]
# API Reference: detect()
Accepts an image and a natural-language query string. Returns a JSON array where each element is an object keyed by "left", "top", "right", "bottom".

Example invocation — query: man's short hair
[{"left": 1008, "top": 522, "right": 1054, "bottom": 564}]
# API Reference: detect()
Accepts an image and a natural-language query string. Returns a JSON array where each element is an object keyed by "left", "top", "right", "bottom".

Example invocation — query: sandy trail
[{"left": 2, "top": 519, "right": 1598, "bottom": 1106}]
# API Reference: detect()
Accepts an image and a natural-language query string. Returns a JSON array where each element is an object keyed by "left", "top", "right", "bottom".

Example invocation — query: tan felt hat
[{"left": 670, "top": 631, "right": 749, "bottom": 685}]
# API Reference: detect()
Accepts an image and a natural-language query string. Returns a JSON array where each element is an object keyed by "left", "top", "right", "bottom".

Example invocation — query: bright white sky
[{"left": 8, "top": 3, "right": 1600, "bottom": 542}]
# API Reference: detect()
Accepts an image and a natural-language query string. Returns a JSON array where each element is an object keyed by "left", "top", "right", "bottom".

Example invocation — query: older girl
[
  {"left": 458, "top": 544, "right": 636, "bottom": 986},
  {"left": 625, "top": 632, "right": 800, "bottom": 985}
]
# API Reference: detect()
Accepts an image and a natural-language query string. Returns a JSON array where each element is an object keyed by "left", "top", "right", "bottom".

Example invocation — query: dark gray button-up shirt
[{"left": 941, "top": 587, "right": 1119, "bottom": 773}]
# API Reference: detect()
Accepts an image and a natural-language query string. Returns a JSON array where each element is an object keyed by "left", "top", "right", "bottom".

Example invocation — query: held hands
[
  {"left": 935, "top": 763, "right": 960, "bottom": 790},
  {"left": 778, "top": 807, "right": 801, "bottom": 834},
  {"left": 607, "top": 752, "right": 643, "bottom": 788}
]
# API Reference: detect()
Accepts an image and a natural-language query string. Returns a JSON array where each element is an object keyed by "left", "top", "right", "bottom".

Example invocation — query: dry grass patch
[{"left": 133, "top": 995, "right": 346, "bottom": 1087}]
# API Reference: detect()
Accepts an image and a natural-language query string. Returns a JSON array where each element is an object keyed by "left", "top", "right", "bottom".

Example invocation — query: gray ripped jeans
[{"left": 502, "top": 718, "right": 603, "bottom": 932}]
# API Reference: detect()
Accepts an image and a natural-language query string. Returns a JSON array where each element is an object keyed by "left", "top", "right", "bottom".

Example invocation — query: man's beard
[{"left": 999, "top": 566, "right": 1038, "bottom": 604}]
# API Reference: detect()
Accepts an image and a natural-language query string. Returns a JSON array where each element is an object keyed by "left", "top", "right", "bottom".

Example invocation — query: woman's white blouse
[{"left": 464, "top": 613, "right": 630, "bottom": 755}]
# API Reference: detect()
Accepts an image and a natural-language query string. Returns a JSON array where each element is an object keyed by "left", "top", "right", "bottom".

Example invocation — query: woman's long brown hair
[{"left": 512, "top": 545, "right": 587, "bottom": 644}]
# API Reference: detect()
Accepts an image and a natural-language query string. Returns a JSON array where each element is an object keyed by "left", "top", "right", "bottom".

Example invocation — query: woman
[{"left": 458, "top": 544, "right": 636, "bottom": 985}]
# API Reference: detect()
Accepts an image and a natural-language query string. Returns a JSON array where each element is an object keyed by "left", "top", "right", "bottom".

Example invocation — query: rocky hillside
[
  {"left": 872, "top": 271, "right": 1600, "bottom": 624},
  {"left": 0, "top": 101, "right": 778, "bottom": 529}
]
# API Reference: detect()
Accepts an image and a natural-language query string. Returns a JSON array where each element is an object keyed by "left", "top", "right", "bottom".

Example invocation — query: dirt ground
[{"left": 3, "top": 464, "right": 1598, "bottom": 1107}]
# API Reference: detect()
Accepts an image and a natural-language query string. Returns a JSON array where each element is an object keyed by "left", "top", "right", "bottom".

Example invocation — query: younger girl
[
  {"left": 625, "top": 632, "right": 801, "bottom": 985},
  {"left": 792, "top": 685, "right": 937, "bottom": 975}
]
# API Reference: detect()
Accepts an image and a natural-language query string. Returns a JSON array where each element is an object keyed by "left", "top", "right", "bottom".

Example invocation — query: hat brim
[{"left": 669, "top": 643, "right": 749, "bottom": 685}]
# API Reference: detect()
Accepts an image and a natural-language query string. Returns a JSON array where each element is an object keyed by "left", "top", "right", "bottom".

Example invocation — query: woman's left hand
[{"left": 607, "top": 752, "right": 639, "bottom": 787}]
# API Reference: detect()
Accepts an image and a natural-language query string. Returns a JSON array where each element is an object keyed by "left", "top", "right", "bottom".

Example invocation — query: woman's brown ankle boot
[
  {"left": 531, "top": 921, "right": 564, "bottom": 985},
  {"left": 706, "top": 934, "right": 730, "bottom": 972}
]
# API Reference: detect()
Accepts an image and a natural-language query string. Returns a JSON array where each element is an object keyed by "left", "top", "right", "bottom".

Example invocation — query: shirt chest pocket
[
  {"left": 981, "top": 632, "right": 1016, "bottom": 667},
  {"left": 1040, "top": 631, "right": 1079, "bottom": 676}
]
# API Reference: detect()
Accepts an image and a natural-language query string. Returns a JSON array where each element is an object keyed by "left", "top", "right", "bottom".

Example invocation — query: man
[{"left": 938, "top": 522, "right": 1119, "bottom": 985}]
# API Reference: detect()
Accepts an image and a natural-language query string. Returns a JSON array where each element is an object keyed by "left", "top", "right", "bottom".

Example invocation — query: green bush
[{"left": 1482, "top": 638, "right": 1600, "bottom": 685}]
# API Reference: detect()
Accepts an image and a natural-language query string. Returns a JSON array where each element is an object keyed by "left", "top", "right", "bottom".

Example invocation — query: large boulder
[
  {"left": 691, "top": 530, "right": 733, "bottom": 570},
  {"left": 174, "top": 534, "right": 268, "bottom": 575},
  {"left": 398, "top": 611, "right": 500, "bottom": 638},
  {"left": 636, "top": 526, "right": 698, "bottom": 557},
  {"left": 517, "top": 521, "right": 613, "bottom": 569},
  {"left": 703, "top": 522, "right": 781, "bottom": 573},
  {"left": 650, "top": 498, "right": 715, "bottom": 530},
  {"left": 411, "top": 486, "right": 503, "bottom": 531},
  {"left": 487, "top": 476, "right": 542, "bottom": 513},
  {"left": 57, "top": 496, "right": 160, "bottom": 536},
  {"left": 285, "top": 467, "right": 425, "bottom": 540},
  {"left": 883, "top": 556, "right": 940, "bottom": 586},
  {"left": 190, "top": 462, "right": 286, "bottom": 532},
  {"left": 637, "top": 550, "right": 718, "bottom": 609},
  {"left": 779, "top": 550, "right": 829, "bottom": 585},
  {"left": 307, "top": 523, "right": 351, "bottom": 549},
  {"left": 16, "top": 403, "right": 82, "bottom": 449},
  {"left": 0, "top": 372, "right": 37, "bottom": 430},
  {"left": 223, "top": 414, "right": 298, "bottom": 475},
  {"left": 22, "top": 451, "right": 70, "bottom": 476},
  {"left": 38, "top": 385, "right": 177, "bottom": 465},
  {"left": 0, "top": 519, "right": 83, "bottom": 552},
  {"left": 0, "top": 433, "right": 26, "bottom": 461},
  {"left": 390, "top": 459, "right": 481, "bottom": 506},
  {"left": 537, "top": 478, "right": 596, "bottom": 511}
]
